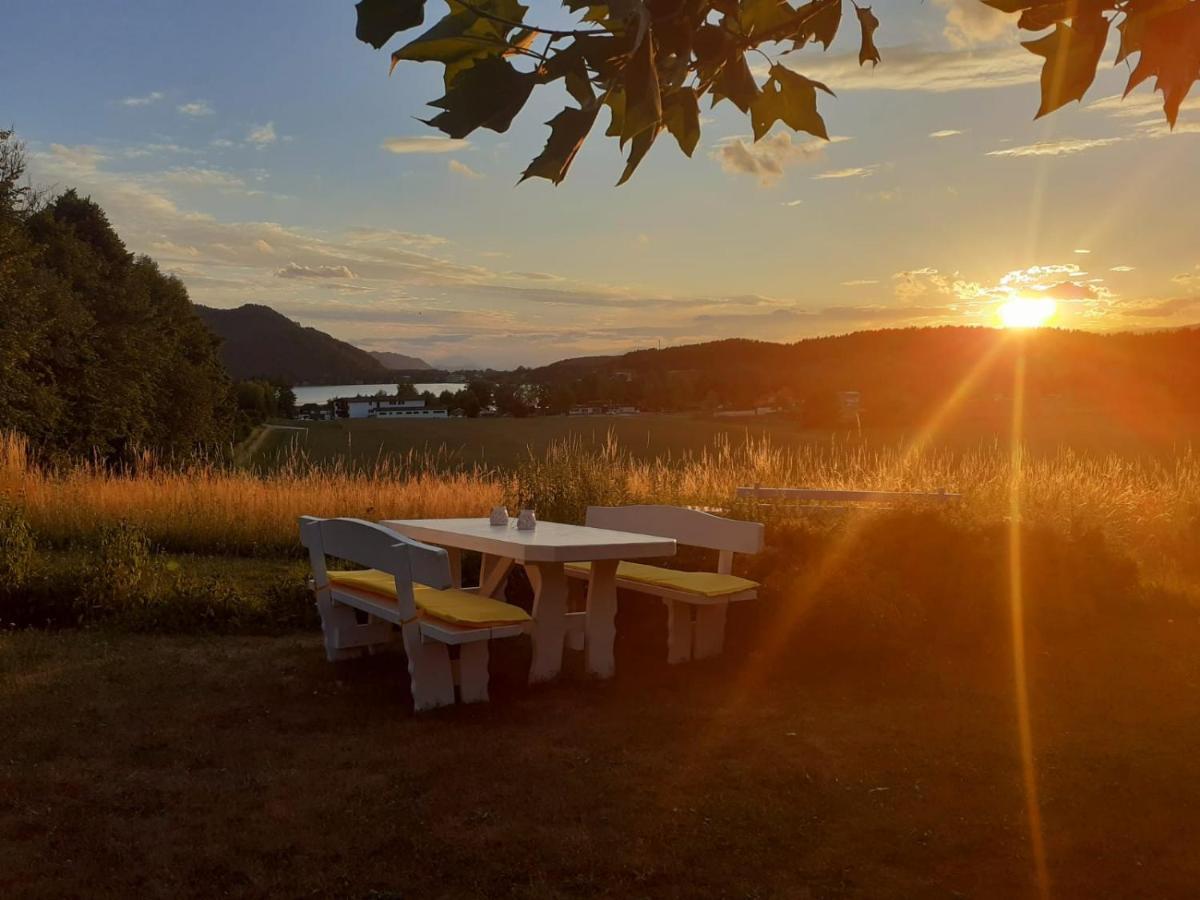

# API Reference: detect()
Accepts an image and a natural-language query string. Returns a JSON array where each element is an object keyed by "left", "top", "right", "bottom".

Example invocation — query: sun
[{"left": 998, "top": 296, "right": 1057, "bottom": 329}]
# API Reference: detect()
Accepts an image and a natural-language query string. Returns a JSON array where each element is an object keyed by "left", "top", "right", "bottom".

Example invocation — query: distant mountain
[
  {"left": 531, "top": 326, "right": 1200, "bottom": 425},
  {"left": 370, "top": 350, "right": 432, "bottom": 371},
  {"left": 195, "top": 304, "right": 393, "bottom": 384}
]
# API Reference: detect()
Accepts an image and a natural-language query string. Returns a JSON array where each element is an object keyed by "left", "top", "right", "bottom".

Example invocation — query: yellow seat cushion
[
  {"left": 328, "top": 569, "right": 531, "bottom": 627},
  {"left": 564, "top": 561, "right": 758, "bottom": 599}
]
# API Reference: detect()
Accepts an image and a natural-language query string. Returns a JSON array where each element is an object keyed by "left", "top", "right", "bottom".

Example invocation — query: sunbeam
[{"left": 1008, "top": 345, "right": 1051, "bottom": 899}]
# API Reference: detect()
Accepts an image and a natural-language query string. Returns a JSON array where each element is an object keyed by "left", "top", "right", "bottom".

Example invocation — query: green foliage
[
  {"left": 0, "top": 498, "right": 36, "bottom": 588},
  {"left": 0, "top": 131, "right": 234, "bottom": 461},
  {"left": 77, "top": 522, "right": 152, "bottom": 621},
  {"left": 355, "top": 0, "right": 1200, "bottom": 184}
]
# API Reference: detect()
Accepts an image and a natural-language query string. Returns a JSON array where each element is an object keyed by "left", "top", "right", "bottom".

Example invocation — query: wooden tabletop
[{"left": 382, "top": 518, "right": 677, "bottom": 564}]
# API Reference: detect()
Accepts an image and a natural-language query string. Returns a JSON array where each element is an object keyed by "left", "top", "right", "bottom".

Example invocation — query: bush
[
  {"left": 75, "top": 521, "right": 152, "bottom": 624},
  {"left": 0, "top": 498, "right": 35, "bottom": 587}
]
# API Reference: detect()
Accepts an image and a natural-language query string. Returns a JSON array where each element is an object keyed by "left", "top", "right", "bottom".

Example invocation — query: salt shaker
[
  {"left": 489, "top": 505, "right": 509, "bottom": 526},
  {"left": 516, "top": 509, "right": 537, "bottom": 531}
]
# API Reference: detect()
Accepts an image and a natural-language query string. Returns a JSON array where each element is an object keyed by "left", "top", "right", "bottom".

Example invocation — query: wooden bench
[
  {"left": 299, "top": 516, "right": 531, "bottom": 711},
  {"left": 564, "top": 505, "right": 765, "bottom": 665}
]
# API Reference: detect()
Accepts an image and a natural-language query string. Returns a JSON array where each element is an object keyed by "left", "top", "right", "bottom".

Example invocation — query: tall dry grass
[{"left": 3, "top": 431, "right": 1198, "bottom": 576}]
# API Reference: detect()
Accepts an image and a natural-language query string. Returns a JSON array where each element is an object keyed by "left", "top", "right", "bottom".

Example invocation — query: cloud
[
  {"left": 986, "top": 137, "right": 1123, "bottom": 157},
  {"left": 788, "top": 43, "right": 1037, "bottom": 94},
  {"left": 1110, "top": 265, "right": 1135, "bottom": 272},
  {"left": 1074, "top": 248, "right": 1091, "bottom": 254},
  {"left": 246, "top": 122, "right": 277, "bottom": 147},
  {"left": 383, "top": 136, "right": 471, "bottom": 154},
  {"left": 120, "top": 91, "right": 165, "bottom": 107},
  {"left": 177, "top": 100, "right": 214, "bottom": 117},
  {"left": 159, "top": 167, "right": 246, "bottom": 189},
  {"left": 448, "top": 159, "right": 483, "bottom": 179},
  {"left": 929, "top": 129, "right": 964, "bottom": 138},
  {"left": 275, "top": 263, "right": 358, "bottom": 280},
  {"left": 842, "top": 279, "right": 879, "bottom": 286},
  {"left": 710, "top": 133, "right": 830, "bottom": 184},
  {"left": 813, "top": 165, "right": 876, "bottom": 179},
  {"left": 1117, "top": 296, "right": 1200, "bottom": 318},
  {"left": 781, "top": 199, "right": 804, "bottom": 207},
  {"left": 931, "top": 0, "right": 1015, "bottom": 47}
]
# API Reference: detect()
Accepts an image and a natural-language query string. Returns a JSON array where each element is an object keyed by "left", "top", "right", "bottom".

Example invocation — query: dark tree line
[{"left": 0, "top": 130, "right": 263, "bottom": 462}]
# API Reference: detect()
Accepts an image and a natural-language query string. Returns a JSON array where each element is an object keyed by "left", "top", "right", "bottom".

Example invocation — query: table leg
[
  {"left": 479, "top": 554, "right": 514, "bottom": 598},
  {"left": 445, "top": 547, "right": 463, "bottom": 589},
  {"left": 584, "top": 559, "right": 619, "bottom": 679},
  {"left": 526, "top": 561, "right": 568, "bottom": 684}
]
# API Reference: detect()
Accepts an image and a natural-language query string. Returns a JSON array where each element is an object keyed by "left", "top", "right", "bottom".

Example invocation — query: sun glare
[{"left": 998, "top": 296, "right": 1057, "bottom": 329}]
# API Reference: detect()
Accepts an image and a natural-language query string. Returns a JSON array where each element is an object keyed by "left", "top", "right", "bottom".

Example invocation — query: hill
[
  {"left": 370, "top": 350, "right": 432, "bottom": 371},
  {"left": 531, "top": 326, "right": 1200, "bottom": 427},
  {"left": 195, "top": 304, "right": 393, "bottom": 384}
]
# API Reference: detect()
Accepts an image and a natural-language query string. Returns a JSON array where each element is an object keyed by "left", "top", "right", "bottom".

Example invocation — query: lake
[{"left": 292, "top": 383, "right": 468, "bottom": 405}]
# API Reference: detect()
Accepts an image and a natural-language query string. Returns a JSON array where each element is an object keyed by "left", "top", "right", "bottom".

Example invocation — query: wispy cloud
[
  {"left": 813, "top": 166, "right": 877, "bottom": 179},
  {"left": 383, "top": 136, "right": 471, "bottom": 155},
  {"left": 929, "top": 129, "right": 964, "bottom": 138},
  {"left": 931, "top": 0, "right": 1014, "bottom": 48},
  {"left": 246, "top": 122, "right": 277, "bottom": 147},
  {"left": 987, "top": 137, "right": 1123, "bottom": 158},
  {"left": 448, "top": 159, "right": 483, "bottom": 179},
  {"left": 790, "top": 43, "right": 1036, "bottom": 94},
  {"left": 275, "top": 263, "right": 357, "bottom": 280},
  {"left": 711, "top": 133, "right": 835, "bottom": 185},
  {"left": 177, "top": 100, "right": 214, "bottom": 117},
  {"left": 120, "top": 91, "right": 164, "bottom": 107}
]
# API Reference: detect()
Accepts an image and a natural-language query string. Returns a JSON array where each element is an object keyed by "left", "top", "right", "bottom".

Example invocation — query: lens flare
[{"left": 999, "top": 296, "right": 1057, "bottom": 329}]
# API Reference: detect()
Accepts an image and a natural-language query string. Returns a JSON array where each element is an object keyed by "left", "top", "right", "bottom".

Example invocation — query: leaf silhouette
[
  {"left": 711, "top": 53, "right": 760, "bottom": 112},
  {"left": 1022, "top": 14, "right": 1109, "bottom": 117},
  {"left": 856, "top": 5, "right": 881, "bottom": 67},
  {"left": 423, "top": 56, "right": 536, "bottom": 137},
  {"left": 621, "top": 29, "right": 662, "bottom": 145},
  {"left": 662, "top": 87, "right": 701, "bottom": 156},
  {"left": 356, "top": 0, "right": 427, "bottom": 49},
  {"left": 750, "top": 64, "right": 833, "bottom": 140},
  {"left": 1123, "top": 0, "right": 1200, "bottom": 125},
  {"left": 521, "top": 105, "right": 601, "bottom": 184},
  {"left": 617, "top": 125, "right": 661, "bottom": 185},
  {"left": 792, "top": 0, "right": 843, "bottom": 50}
]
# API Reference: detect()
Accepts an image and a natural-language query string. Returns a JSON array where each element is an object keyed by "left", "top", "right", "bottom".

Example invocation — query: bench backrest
[
  {"left": 585, "top": 505, "right": 764, "bottom": 573},
  {"left": 299, "top": 516, "right": 452, "bottom": 620}
]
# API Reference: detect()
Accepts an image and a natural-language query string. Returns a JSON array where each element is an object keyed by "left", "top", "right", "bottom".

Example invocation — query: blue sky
[{"left": 4, "top": 0, "right": 1199, "bottom": 367}]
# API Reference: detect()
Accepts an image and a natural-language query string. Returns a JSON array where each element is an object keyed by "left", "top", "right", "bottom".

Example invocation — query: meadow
[{"left": 3, "top": 424, "right": 1200, "bottom": 897}]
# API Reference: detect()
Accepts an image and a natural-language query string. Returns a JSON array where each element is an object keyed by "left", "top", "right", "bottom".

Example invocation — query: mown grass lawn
[{"left": 3, "top": 617, "right": 1198, "bottom": 898}]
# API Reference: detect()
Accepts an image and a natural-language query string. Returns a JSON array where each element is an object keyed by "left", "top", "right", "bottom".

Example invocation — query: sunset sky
[{"left": 6, "top": 0, "right": 1199, "bottom": 367}]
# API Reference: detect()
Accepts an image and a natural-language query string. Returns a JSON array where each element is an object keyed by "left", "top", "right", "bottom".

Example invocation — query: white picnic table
[{"left": 382, "top": 518, "right": 677, "bottom": 682}]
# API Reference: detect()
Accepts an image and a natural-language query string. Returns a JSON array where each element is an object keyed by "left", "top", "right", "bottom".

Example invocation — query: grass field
[
  {"left": 3, "top": 424, "right": 1199, "bottom": 897},
  {"left": 250, "top": 408, "right": 1200, "bottom": 471},
  {"left": 4, "top": 617, "right": 1199, "bottom": 899}
]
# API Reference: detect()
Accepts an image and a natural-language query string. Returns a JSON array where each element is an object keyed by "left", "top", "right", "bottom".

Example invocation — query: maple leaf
[
  {"left": 1022, "top": 14, "right": 1110, "bottom": 117},
  {"left": 662, "top": 87, "right": 701, "bottom": 156},
  {"left": 617, "top": 125, "right": 661, "bottom": 185},
  {"left": 856, "top": 5, "right": 881, "bottom": 67},
  {"left": 711, "top": 53, "right": 761, "bottom": 112},
  {"left": 621, "top": 28, "right": 662, "bottom": 145},
  {"left": 792, "top": 0, "right": 843, "bottom": 50},
  {"left": 521, "top": 105, "right": 601, "bottom": 184},
  {"left": 356, "top": 0, "right": 427, "bottom": 49},
  {"left": 423, "top": 56, "right": 536, "bottom": 137},
  {"left": 750, "top": 65, "right": 833, "bottom": 140},
  {"left": 1124, "top": 0, "right": 1200, "bottom": 125}
]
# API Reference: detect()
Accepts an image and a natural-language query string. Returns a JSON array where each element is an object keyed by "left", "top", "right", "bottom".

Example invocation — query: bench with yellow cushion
[
  {"left": 564, "top": 560, "right": 758, "bottom": 599},
  {"left": 329, "top": 569, "right": 531, "bottom": 628}
]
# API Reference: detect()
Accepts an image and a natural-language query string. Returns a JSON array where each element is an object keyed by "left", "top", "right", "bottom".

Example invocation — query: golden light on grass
[{"left": 999, "top": 295, "right": 1057, "bottom": 329}]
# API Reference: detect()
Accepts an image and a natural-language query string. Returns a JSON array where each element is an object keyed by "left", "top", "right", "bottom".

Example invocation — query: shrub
[
  {"left": 75, "top": 521, "right": 152, "bottom": 624},
  {"left": 0, "top": 497, "right": 35, "bottom": 587}
]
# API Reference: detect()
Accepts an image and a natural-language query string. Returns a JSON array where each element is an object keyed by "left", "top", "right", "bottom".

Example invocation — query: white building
[{"left": 336, "top": 397, "right": 447, "bottom": 419}]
